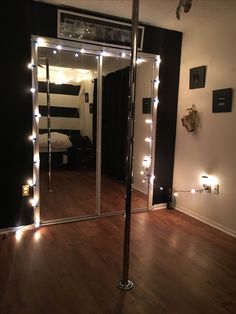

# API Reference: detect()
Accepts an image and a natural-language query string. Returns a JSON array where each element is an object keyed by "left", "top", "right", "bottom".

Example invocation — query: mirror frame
[{"left": 31, "top": 35, "right": 160, "bottom": 227}]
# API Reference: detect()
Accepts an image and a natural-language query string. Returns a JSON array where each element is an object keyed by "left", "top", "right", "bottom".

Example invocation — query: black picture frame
[
  {"left": 189, "top": 65, "right": 206, "bottom": 89},
  {"left": 142, "top": 97, "right": 152, "bottom": 114},
  {"left": 89, "top": 103, "right": 93, "bottom": 114},
  {"left": 212, "top": 88, "right": 232, "bottom": 113},
  {"left": 84, "top": 92, "right": 89, "bottom": 103}
]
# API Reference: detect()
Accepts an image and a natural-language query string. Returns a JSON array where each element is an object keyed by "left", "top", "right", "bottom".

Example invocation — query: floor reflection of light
[
  {"left": 15, "top": 230, "right": 23, "bottom": 241},
  {"left": 34, "top": 230, "right": 41, "bottom": 241}
]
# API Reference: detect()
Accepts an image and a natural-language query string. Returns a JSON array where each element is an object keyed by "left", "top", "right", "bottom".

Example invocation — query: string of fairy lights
[
  {"left": 17, "top": 37, "right": 161, "bottom": 241},
  {"left": 140, "top": 56, "right": 160, "bottom": 190}
]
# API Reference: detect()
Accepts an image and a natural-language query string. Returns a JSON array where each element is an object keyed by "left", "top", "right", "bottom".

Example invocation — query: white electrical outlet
[{"left": 213, "top": 184, "right": 219, "bottom": 194}]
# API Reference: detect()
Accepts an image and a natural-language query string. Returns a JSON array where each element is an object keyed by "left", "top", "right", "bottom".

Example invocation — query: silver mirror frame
[{"left": 31, "top": 35, "right": 160, "bottom": 227}]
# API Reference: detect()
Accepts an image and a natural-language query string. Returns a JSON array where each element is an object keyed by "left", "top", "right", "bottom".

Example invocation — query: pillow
[{"left": 39, "top": 132, "right": 72, "bottom": 149}]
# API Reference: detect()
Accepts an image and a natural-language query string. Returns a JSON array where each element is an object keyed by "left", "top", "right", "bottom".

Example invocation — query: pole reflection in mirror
[
  {"left": 45, "top": 57, "right": 52, "bottom": 192},
  {"left": 117, "top": 0, "right": 139, "bottom": 291}
]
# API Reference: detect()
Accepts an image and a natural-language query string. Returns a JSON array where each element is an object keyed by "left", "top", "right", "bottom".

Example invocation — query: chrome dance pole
[{"left": 117, "top": 0, "right": 139, "bottom": 291}]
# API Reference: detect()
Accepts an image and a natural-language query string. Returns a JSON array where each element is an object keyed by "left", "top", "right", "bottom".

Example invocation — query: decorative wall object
[
  {"left": 212, "top": 88, "right": 232, "bottom": 113},
  {"left": 58, "top": 9, "right": 145, "bottom": 50},
  {"left": 181, "top": 104, "right": 200, "bottom": 132},
  {"left": 189, "top": 65, "right": 206, "bottom": 89}
]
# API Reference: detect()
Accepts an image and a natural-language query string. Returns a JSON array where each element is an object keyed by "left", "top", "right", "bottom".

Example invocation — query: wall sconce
[
  {"left": 174, "top": 174, "right": 220, "bottom": 197},
  {"left": 201, "top": 175, "right": 211, "bottom": 193}
]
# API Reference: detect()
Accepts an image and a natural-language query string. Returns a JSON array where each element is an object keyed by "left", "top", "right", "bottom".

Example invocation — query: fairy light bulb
[
  {"left": 29, "top": 134, "right": 36, "bottom": 141},
  {"left": 30, "top": 198, "right": 36, "bottom": 206},
  {"left": 153, "top": 98, "right": 159, "bottom": 108},
  {"left": 155, "top": 56, "right": 161, "bottom": 67},
  {"left": 154, "top": 79, "right": 160, "bottom": 89},
  {"left": 27, "top": 179, "right": 34, "bottom": 186},
  {"left": 136, "top": 58, "right": 145, "bottom": 64},
  {"left": 145, "top": 137, "right": 152, "bottom": 143},
  {"left": 36, "top": 37, "right": 45, "bottom": 45},
  {"left": 150, "top": 175, "right": 155, "bottom": 184},
  {"left": 34, "top": 159, "right": 40, "bottom": 168}
]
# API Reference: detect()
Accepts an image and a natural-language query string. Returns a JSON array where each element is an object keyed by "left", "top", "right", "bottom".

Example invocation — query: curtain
[
  {"left": 102, "top": 67, "right": 129, "bottom": 181},
  {"left": 93, "top": 67, "right": 129, "bottom": 181}
]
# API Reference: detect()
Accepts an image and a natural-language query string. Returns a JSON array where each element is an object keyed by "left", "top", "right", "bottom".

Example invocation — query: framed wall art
[
  {"left": 189, "top": 65, "right": 206, "bottom": 89},
  {"left": 58, "top": 9, "right": 145, "bottom": 50},
  {"left": 212, "top": 88, "right": 232, "bottom": 113}
]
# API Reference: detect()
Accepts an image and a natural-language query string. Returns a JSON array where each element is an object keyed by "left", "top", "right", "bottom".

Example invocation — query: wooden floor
[
  {"left": 0, "top": 209, "right": 236, "bottom": 314},
  {"left": 40, "top": 169, "right": 147, "bottom": 221}
]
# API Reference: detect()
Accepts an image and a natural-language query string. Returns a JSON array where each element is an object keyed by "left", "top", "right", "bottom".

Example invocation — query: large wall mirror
[
  {"left": 31, "top": 37, "right": 159, "bottom": 225},
  {"left": 37, "top": 47, "right": 98, "bottom": 222}
]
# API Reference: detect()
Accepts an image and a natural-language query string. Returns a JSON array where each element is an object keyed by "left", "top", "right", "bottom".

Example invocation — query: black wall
[
  {"left": 1, "top": 1, "right": 182, "bottom": 229},
  {"left": 143, "top": 26, "right": 182, "bottom": 204},
  {"left": 1, "top": 0, "right": 33, "bottom": 229}
]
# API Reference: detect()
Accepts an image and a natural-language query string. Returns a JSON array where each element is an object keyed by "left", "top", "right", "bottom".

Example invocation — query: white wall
[
  {"left": 77, "top": 79, "right": 94, "bottom": 140},
  {"left": 173, "top": 11, "right": 236, "bottom": 236},
  {"left": 38, "top": 93, "right": 81, "bottom": 130}
]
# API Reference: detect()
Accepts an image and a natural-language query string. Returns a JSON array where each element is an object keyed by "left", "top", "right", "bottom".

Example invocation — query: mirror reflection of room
[
  {"left": 100, "top": 56, "right": 152, "bottom": 214},
  {"left": 37, "top": 44, "right": 154, "bottom": 222},
  {"left": 131, "top": 59, "right": 154, "bottom": 211},
  {"left": 100, "top": 56, "right": 130, "bottom": 214},
  {"left": 38, "top": 48, "right": 98, "bottom": 221}
]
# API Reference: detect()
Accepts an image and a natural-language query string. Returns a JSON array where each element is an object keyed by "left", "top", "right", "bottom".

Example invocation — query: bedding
[
  {"left": 39, "top": 130, "right": 94, "bottom": 169},
  {"left": 39, "top": 131, "right": 72, "bottom": 152}
]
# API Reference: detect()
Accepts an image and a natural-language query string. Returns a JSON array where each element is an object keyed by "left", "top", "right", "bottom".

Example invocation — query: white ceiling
[{"left": 37, "top": 0, "right": 236, "bottom": 32}]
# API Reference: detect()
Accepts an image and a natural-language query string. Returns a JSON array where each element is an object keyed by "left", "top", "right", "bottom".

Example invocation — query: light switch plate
[
  {"left": 213, "top": 184, "right": 219, "bottom": 195},
  {"left": 22, "top": 185, "right": 30, "bottom": 197}
]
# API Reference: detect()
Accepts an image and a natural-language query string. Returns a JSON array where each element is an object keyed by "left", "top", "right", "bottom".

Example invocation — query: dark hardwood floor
[
  {"left": 40, "top": 169, "right": 147, "bottom": 221},
  {"left": 0, "top": 209, "right": 236, "bottom": 314}
]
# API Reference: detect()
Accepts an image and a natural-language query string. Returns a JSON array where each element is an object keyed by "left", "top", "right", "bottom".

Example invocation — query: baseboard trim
[
  {"left": 152, "top": 203, "right": 167, "bottom": 210},
  {"left": 132, "top": 185, "right": 148, "bottom": 195},
  {"left": 0, "top": 224, "right": 35, "bottom": 235},
  {"left": 175, "top": 206, "right": 236, "bottom": 238}
]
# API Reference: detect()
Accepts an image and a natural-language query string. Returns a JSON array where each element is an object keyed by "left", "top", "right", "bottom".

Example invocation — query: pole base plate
[{"left": 117, "top": 279, "right": 134, "bottom": 291}]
